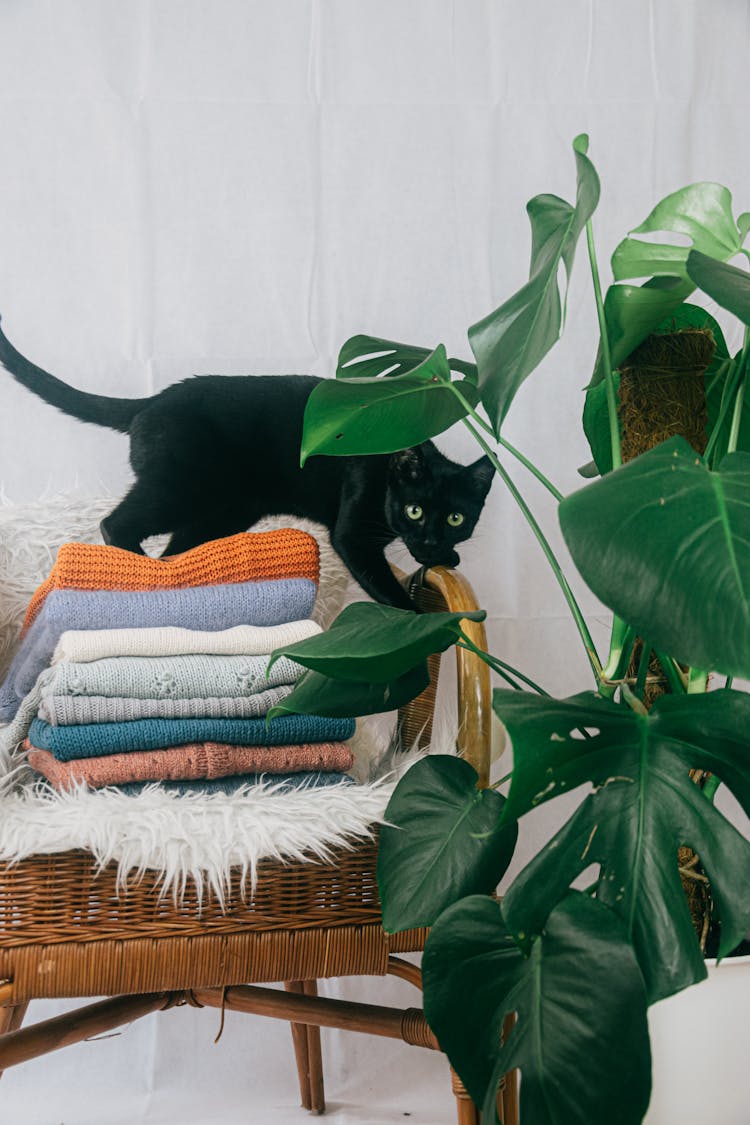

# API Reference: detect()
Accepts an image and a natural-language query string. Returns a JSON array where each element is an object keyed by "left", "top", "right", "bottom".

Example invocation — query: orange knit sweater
[{"left": 22, "top": 529, "right": 319, "bottom": 634}]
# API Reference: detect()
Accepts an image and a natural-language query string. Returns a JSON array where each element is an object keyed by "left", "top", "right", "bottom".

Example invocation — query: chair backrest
[{"left": 397, "top": 565, "right": 491, "bottom": 787}]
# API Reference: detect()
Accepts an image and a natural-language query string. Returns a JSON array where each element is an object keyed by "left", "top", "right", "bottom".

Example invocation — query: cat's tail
[{"left": 0, "top": 316, "right": 146, "bottom": 434}]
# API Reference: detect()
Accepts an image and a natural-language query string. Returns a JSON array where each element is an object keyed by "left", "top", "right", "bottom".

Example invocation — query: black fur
[{"left": 0, "top": 321, "right": 493, "bottom": 610}]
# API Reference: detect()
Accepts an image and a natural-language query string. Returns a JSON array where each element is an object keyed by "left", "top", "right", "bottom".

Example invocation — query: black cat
[{"left": 0, "top": 321, "right": 493, "bottom": 610}]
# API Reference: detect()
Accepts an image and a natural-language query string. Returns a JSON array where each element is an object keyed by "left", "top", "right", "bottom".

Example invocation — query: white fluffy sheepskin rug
[{"left": 0, "top": 491, "right": 449, "bottom": 903}]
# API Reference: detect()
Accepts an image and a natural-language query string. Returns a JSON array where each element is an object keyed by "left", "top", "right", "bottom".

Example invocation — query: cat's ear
[
  {"left": 390, "top": 447, "right": 425, "bottom": 481},
  {"left": 469, "top": 454, "right": 494, "bottom": 497}
]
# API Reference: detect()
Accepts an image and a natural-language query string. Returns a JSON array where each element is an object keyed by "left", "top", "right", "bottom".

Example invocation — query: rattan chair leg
[
  {"left": 451, "top": 1067, "right": 480, "bottom": 1125},
  {"left": 301, "top": 981, "right": 325, "bottom": 1115},
  {"left": 500, "top": 1014, "right": 519, "bottom": 1125},
  {"left": 285, "top": 980, "right": 325, "bottom": 1114},
  {"left": 0, "top": 1003, "right": 28, "bottom": 1081},
  {"left": 193, "top": 984, "right": 440, "bottom": 1049},
  {"left": 0, "top": 992, "right": 171, "bottom": 1071}
]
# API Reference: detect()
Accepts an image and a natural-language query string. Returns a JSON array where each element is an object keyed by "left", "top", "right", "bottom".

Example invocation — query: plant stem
[
  {"left": 634, "top": 643, "right": 652, "bottom": 701},
  {"left": 704, "top": 357, "right": 740, "bottom": 466},
  {"left": 726, "top": 330, "right": 750, "bottom": 455},
  {"left": 702, "top": 774, "right": 721, "bottom": 802},
  {"left": 653, "top": 650, "right": 688, "bottom": 694},
  {"left": 497, "top": 435, "right": 564, "bottom": 503},
  {"left": 449, "top": 382, "right": 564, "bottom": 502},
  {"left": 583, "top": 218, "right": 630, "bottom": 696},
  {"left": 687, "top": 667, "right": 709, "bottom": 694},
  {"left": 621, "top": 683, "right": 648, "bottom": 716},
  {"left": 456, "top": 643, "right": 523, "bottom": 691},
  {"left": 457, "top": 634, "right": 550, "bottom": 696},
  {"left": 461, "top": 417, "right": 603, "bottom": 681},
  {"left": 598, "top": 619, "right": 635, "bottom": 696},
  {"left": 585, "top": 219, "right": 622, "bottom": 471}
]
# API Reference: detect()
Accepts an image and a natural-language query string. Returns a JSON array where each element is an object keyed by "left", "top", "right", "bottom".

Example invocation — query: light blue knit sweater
[{"left": 0, "top": 578, "right": 315, "bottom": 721}]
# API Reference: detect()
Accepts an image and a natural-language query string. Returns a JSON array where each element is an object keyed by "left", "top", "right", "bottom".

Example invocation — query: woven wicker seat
[{"left": 0, "top": 562, "right": 517, "bottom": 1124}]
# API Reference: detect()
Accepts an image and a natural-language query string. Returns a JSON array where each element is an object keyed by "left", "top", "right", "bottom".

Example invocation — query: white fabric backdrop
[{"left": 1, "top": 2, "right": 749, "bottom": 1121}]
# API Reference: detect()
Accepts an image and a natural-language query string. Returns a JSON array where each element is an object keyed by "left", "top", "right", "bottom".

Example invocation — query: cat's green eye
[
  {"left": 405, "top": 504, "right": 423, "bottom": 521},
  {"left": 447, "top": 512, "right": 464, "bottom": 527}
]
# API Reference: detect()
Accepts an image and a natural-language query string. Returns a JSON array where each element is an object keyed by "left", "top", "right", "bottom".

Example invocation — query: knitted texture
[
  {"left": 38, "top": 685, "right": 294, "bottom": 726},
  {"left": 28, "top": 714, "right": 356, "bottom": 761},
  {"left": 0, "top": 579, "right": 315, "bottom": 721},
  {"left": 22, "top": 529, "right": 320, "bottom": 633},
  {"left": 52, "top": 620, "right": 321, "bottom": 664},
  {"left": 114, "top": 772, "right": 355, "bottom": 797},
  {"left": 27, "top": 740, "right": 355, "bottom": 789},
  {"left": 45, "top": 653, "right": 305, "bottom": 700}
]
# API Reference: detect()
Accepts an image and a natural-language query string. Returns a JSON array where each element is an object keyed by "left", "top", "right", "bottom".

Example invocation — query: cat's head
[{"left": 385, "top": 442, "right": 494, "bottom": 568}]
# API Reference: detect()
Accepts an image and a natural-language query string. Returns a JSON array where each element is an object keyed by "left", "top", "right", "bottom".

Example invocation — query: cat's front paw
[{"left": 444, "top": 549, "right": 460, "bottom": 568}]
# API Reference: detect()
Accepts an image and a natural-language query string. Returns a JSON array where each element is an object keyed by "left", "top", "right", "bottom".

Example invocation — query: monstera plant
[{"left": 268, "top": 137, "right": 750, "bottom": 1123}]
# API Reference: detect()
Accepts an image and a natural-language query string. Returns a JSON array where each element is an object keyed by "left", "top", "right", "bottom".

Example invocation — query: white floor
[{"left": 1, "top": 977, "right": 457, "bottom": 1125}]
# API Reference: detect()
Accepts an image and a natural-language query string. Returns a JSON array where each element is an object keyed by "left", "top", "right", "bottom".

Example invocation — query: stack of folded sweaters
[{"left": 0, "top": 529, "right": 356, "bottom": 795}]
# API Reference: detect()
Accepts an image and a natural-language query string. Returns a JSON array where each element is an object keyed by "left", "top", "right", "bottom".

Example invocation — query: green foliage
[
  {"left": 583, "top": 303, "right": 733, "bottom": 476},
  {"left": 292, "top": 136, "right": 750, "bottom": 1125},
  {"left": 423, "top": 894, "right": 651, "bottom": 1124},
  {"left": 267, "top": 663, "right": 430, "bottom": 720},
  {"left": 268, "top": 601, "right": 484, "bottom": 683},
  {"left": 300, "top": 344, "right": 478, "bottom": 464},
  {"left": 592, "top": 279, "right": 688, "bottom": 386},
  {"left": 559, "top": 437, "right": 750, "bottom": 676},
  {"left": 336, "top": 334, "right": 478, "bottom": 382},
  {"left": 590, "top": 183, "right": 749, "bottom": 387},
  {"left": 687, "top": 249, "right": 750, "bottom": 325},
  {"left": 612, "top": 183, "right": 745, "bottom": 282},
  {"left": 494, "top": 689, "right": 750, "bottom": 1002},
  {"left": 468, "top": 134, "right": 600, "bottom": 435},
  {"left": 377, "top": 756, "right": 516, "bottom": 932}
]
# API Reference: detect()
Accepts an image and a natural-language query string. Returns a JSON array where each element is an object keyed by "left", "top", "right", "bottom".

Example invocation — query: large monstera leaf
[
  {"left": 269, "top": 601, "right": 485, "bottom": 683},
  {"left": 336, "top": 334, "right": 477, "bottom": 382},
  {"left": 687, "top": 249, "right": 750, "bottom": 326},
  {"left": 590, "top": 183, "right": 749, "bottom": 387},
  {"left": 377, "top": 756, "right": 517, "bottom": 933},
  {"left": 494, "top": 689, "right": 750, "bottom": 1003},
  {"left": 423, "top": 893, "right": 651, "bottom": 1125},
  {"left": 559, "top": 436, "right": 750, "bottom": 676},
  {"left": 267, "top": 662, "right": 430, "bottom": 720},
  {"left": 611, "top": 182, "right": 747, "bottom": 283},
  {"left": 468, "top": 134, "right": 600, "bottom": 435},
  {"left": 300, "top": 344, "right": 479, "bottom": 463}
]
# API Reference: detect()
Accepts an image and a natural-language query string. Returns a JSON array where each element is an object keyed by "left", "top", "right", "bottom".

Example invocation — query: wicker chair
[{"left": 0, "top": 564, "right": 517, "bottom": 1124}]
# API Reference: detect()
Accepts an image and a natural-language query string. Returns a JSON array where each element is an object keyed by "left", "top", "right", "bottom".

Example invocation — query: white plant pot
[{"left": 643, "top": 954, "right": 750, "bottom": 1124}]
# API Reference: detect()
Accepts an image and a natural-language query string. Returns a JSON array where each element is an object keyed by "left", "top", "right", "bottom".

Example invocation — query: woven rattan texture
[
  {"left": 0, "top": 924, "right": 427, "bottom": 1002},
  {"left": 0, "top": 837, "right": 388, "bottom": 948}
]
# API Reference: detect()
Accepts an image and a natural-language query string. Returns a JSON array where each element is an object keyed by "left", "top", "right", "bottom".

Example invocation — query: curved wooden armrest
[{"left": 393, "top": 565, "right": 491, "bottom": 788}]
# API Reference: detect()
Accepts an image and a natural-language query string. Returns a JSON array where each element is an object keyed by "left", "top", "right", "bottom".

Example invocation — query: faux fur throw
[
  {"left": 27, "top": 739, "right": 355, "bottom": 789},
  {"left": 23, "top": 529, "right": 320, "bottom": 633},
  {"left": 0, "top": 579, "right": 316, "bottom": 720},
  {"left": 52, "top": 620, "right": 322, "bottom": 663},
  {"left": 38, "top": 685, "right": 294, "bottom": 726},
  {"left": 28, "top": 713, "right": 357, "bottom": 760}
]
